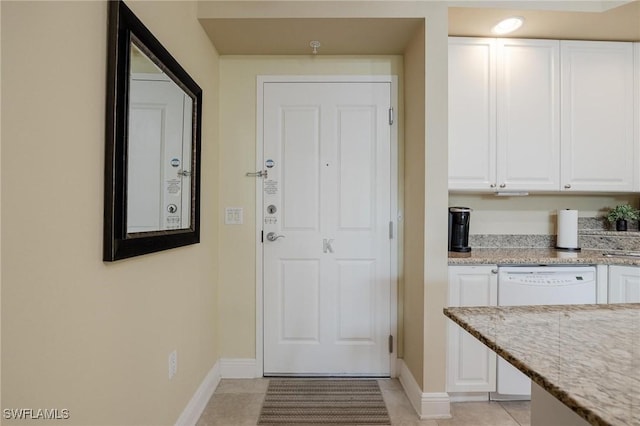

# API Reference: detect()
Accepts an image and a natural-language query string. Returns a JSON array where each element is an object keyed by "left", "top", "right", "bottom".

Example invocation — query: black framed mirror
[{"left": 104, "top": 0, "right": 202, "bottom": 261}]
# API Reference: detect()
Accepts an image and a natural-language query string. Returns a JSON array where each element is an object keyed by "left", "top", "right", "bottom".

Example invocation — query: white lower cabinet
[
  {"left": 608, "top": 265, "right": 640, "bottom": 303},
  {"left": 447, "top": 265, "right": 498, "bottom": 394}
]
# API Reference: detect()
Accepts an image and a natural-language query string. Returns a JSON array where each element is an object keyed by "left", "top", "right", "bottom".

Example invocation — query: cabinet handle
[
  {"left": 491, "top": 269, "right": 498, "bottom": 274},
  {"left": 499, "top": 183, "right": 506, "bottom": 188},
  {"left": 490, "top": 183, "right": 496, "bottom": 188},
  {"left": 564, "top": 184, "right": 571, "bottom": 189}
]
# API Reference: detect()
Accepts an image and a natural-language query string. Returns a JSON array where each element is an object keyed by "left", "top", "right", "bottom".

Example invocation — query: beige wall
[
  {"left": 450, "top": 194, "right": 640, "bottom": 235},
  {"left": 218, "top": 55, "right": 403, "bottom": 358},
  {"left": 213, "top": 0, "right": 451, "bottom": 397},
  {"left": 0, "top": 0, "right": 3, "bottom": 413},
  {"left": 3, "top": 1, "right": 638, "bottom": 423},
  {"left": 402, "top": 23, "right": 426, "bottom": 387},
  {"left": 1, "top": 2, "right": 219, "bottom": 424},
  {"left": 422, "top": 4, "right": 450, "bottom": 393}
]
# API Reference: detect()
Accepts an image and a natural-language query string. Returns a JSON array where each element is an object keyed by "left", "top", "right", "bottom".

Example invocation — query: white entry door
[{"left": 262, "top": 80, "right": 393, "bottom": 376}]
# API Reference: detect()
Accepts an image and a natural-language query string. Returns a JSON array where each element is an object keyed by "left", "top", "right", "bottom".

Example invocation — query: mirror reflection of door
[{"left": 127, "top": 44, "right": 193, "bottom": 234}]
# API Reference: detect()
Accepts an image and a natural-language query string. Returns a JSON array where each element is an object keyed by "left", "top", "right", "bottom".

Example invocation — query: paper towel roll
[{"left": 556, "top": 209, "right": 580, "bottom": 251}]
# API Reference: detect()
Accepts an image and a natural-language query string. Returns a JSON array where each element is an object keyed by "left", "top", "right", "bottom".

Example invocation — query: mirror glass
[
  {"left": 127, "top": 41, "right": 192, "bottom": 234},
  {"left": 104, "top": 1, "right": 202, "bottom": 261}
]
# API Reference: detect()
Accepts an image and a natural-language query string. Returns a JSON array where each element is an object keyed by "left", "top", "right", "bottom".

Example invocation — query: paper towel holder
[
  {"left": 555, "top": 209, "right": 581, "bottom": 252},
  {"left": 556, "top": 245, "right": 581, "bottom": 252}
]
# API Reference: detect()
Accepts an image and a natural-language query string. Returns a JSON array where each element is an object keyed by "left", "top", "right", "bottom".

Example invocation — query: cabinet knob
[
  {"left": 490, "top": 183, "right": 496, "bottom": 188},
  {"left": 491, "top": 269, "right": 498, "bottom": 274},
  {"left": 564, "top": 184, "right": 571, "bottom": 189},
  {"left": 499, "top": 183, "right": 506, "bottom": 188}
]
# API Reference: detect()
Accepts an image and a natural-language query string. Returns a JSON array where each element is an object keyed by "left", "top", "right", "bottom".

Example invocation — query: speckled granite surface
[
  {"left": 580, "top": 231, "right": 640, "bottom": 252},
  {"left": 467, "top": 216, "right": 640, "bottom": 252},
  {"left": 469, "top": 234, "right": 557, "bottom": 248},
  {"left": 443, "top": 304, "right": 640, "bottom": 426},
  {"left": 448, "top": 248, "right": 640, "bottom": 266},
  {"left": 469, "top": 231, "right": 640, "bottom": 251}
]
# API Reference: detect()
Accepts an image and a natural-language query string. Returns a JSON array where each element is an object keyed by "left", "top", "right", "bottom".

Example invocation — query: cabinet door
[
  {"left": 560, "top": 41, "right": 636, "bottom": 192},
  {"left": 448, "top": 37, "right": 497, "bottom": 191},
  {"left": 496, "top": 39, "right": 560, "bottom": 191},
  {"left": 608, "top": 265, "right": 640, "bottom": 303},
  {"left": 447, "top": 265, "right": 498, "bottom": 393}
]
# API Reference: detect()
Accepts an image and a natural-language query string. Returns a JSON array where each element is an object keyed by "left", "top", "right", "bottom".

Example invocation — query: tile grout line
[{"left": 498, "top": 401, "right": 530, "bottom": 426}]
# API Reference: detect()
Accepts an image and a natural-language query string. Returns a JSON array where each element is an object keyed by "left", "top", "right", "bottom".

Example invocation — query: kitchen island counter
[
  {"left": 443, "top": 304, "right": 640, "bottom": 426},
  {"left": 449, "top": 248, "right": 640, "bottom": 266}
]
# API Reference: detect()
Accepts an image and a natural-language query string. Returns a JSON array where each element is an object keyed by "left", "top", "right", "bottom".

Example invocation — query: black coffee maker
[{"left": 448, "top": 207, "right": 472, "bottom": 252}]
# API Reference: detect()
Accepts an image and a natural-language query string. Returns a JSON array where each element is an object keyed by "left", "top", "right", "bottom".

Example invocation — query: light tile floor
[{"left": 196, "top": 379, "right": 531, "bottom": 426}]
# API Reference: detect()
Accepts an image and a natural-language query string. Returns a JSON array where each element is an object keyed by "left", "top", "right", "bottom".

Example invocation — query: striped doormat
[{"left": 258, "top": 379, "right": 391, "bottom": 425}]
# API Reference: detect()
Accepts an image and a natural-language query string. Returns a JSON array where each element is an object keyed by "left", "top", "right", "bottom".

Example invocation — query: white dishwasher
[{"left": 492, "top": 265, "right": 597, "bottom": 400}]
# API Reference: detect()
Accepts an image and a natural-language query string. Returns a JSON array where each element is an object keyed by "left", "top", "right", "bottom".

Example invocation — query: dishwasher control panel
[
  {"left": 498, "top": 266, "right": 597, "bottom": 303},
  {"left": 503, "top": 273, "right": 589, "bottom": 285}
]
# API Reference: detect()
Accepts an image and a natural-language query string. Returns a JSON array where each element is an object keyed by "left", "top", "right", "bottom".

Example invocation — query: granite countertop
[
  {"left": 443, "top": 304, "right": 640, "bottom": 426},
  {"left": 448, "top": 248, "right": 640, "bottom": 266}
]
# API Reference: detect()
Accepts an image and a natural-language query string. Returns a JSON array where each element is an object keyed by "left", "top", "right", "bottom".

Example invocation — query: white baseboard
[
  {"left": 219, "top": 358, "right": 259, "bottom": 378},
  {"left": 397, "top": 360, "right": 451, "bottom": 420},
  {"left": 175, "top": 358, "right": 259, "bottom": 426},
  {"left": 175, "top": 362, "right": 221, "bottom": 426}
]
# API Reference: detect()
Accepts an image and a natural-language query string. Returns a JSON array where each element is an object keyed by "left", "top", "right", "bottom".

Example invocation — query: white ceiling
[{"left": 199, "top": 1, "right": 640, "bottom": 55}]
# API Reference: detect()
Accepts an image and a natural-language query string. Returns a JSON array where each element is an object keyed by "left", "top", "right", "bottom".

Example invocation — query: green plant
[{"left": 606, "top": 204, "right": 640, "bottom": 223}]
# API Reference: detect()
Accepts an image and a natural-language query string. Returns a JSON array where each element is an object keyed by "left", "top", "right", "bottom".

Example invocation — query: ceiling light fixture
[
  {"left": 310, "top": 40, "right": 321, "bottom": 55},
  {"left": 492, "top": 17, "right": 524, "bottom": 35}
]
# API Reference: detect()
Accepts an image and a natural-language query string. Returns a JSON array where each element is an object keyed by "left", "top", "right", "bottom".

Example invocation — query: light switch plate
[{"left": 225, "top": 207, "right": 243, "bottom": 225}]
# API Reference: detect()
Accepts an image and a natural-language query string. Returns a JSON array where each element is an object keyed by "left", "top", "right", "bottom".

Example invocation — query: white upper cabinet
[
  {"left": 496, "top": 39, "right": 560, "bottom": 191},
  {"left": 450, "top": 38, "right": 639, "bottom": 193},
  {"left": 449, "top": 37, "right": 497, "bottom": 190},
  {"left": 560, "top": 41, "right": 636, "bottom": 192},
  {"left": 448, "top": 37, "right": 560, "bottom": 192}
]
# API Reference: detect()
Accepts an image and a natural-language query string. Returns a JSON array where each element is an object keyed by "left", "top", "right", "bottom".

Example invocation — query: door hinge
[
  {"left": 389, "top": 221, "right": 393, "bottom": 239},
  {"left": 388, "top": 335, "right": 393, "bottom": 353},
  {"left": 388, "top": 107, "right": 394, "bottom": 126}
]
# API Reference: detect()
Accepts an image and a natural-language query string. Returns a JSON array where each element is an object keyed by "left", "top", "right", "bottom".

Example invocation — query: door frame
[{"left": 255, "top": 75, "right": 399, "bottom": 377}]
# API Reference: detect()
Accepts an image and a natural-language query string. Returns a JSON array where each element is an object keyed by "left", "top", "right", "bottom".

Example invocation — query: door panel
[
  {"left": 280, "top": 259, "right": 320, "bottom": 341},
  {"left": 263, "top": 81, "right": 391, "bottom": 376},
  {"left": 338, "top": 107, "right": 375, "bottom": 229},
  {"left": 337, "top": 260, "right": 376, "bottom": 341},
  {"left": 282, "top": 107, "right": 320, "bottom": 230}
]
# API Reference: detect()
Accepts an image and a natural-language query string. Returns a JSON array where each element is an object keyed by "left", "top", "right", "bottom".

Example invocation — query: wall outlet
[{"left": 168, "top": 350, "right": 178, "bottom": 380}]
